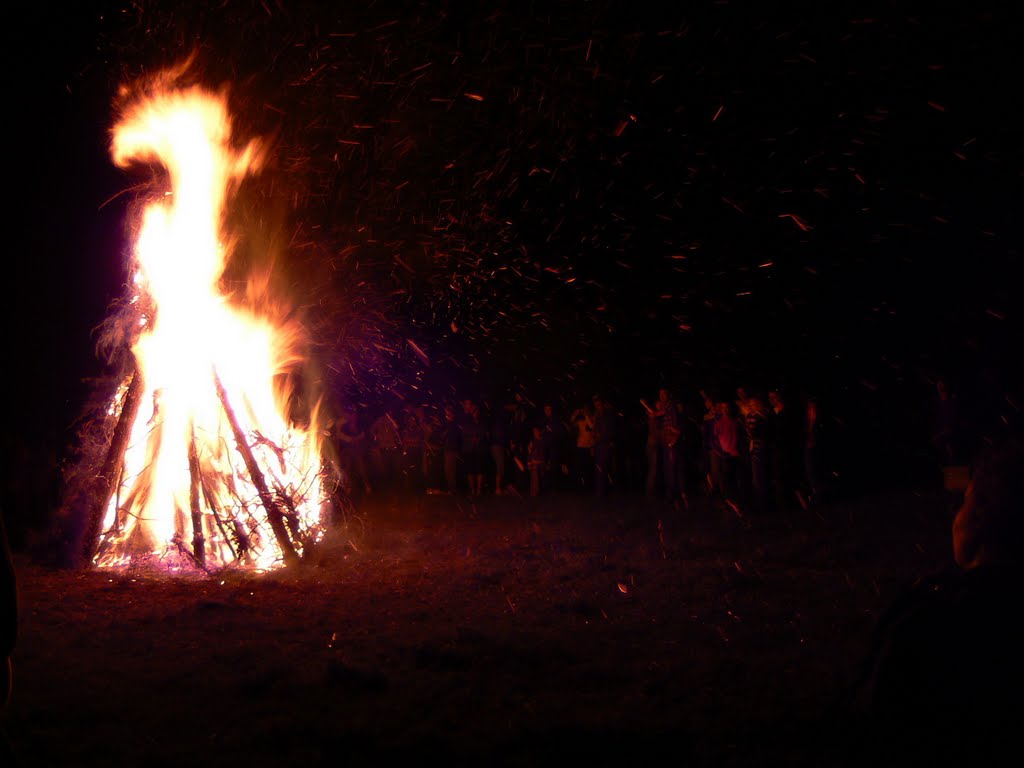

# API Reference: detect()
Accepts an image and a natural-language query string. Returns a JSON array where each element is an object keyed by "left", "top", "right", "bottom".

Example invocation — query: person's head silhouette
[{"left": 954, "top": 436, "right": 1024, "bottom": 570}]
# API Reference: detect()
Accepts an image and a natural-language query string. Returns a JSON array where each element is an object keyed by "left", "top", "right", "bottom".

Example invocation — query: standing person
[
  {"left": 539, "top": 403, "right": 567, "bottom": 491},
  {"left": 369, "top": 411, "right": 402, "bottom": 491},
  {"left": 335, "top": 409, "right": 372, "bottom": 496},
  {"left": 767, "top": 389, "right": 797, "bottom": 514},
  {"left": 675, "top": 396, "right": 696, "bottom": 509},
  {"left": 617, "top": 403, "right": 646, "bottom": 492},
  {"left": 701, "top": 390, "right": 718, "bottom": 497},
  {"left": 442, "top": 404, "right": 462, "bottom": 495},
  {"left": 1, "top": 509, "right": 16, "bottom": 713},
  {"left": 745, "top": 393, "right": 770, "bottom": 516},
  {"left": 714, "top": 400, "right": 741, "bottom": 506},
  {"left": 489, "top": 399, "right": 510, "bottom": 495},
  {"left": 400, "top": 407, "right": 427, "bottom": 495},
  {"left": 643, "top": 400, "right": 660, "bottom": 498},
  {"left": 593, "top": 395, "right": 616, "bottom": 497},
  {"left": 655, "top": 388, "right": 681, "bottom": 502},
  {"left": 571, "top": 401, "right": 597, "bottom": 492},
  {"left": 461, "top": 400, "right": 487, "bottom": 496},
  {"left": 802, "top": 396, "right": 823, "bottom": 507},
  {"left": 734, "top": 386, "right": 752, "bottom": 508},
  {"left": 527, "top": 425, "right": 547, "bottom": 497},
  {"left": 930, "top": 378, "right": 964, "bottom": 468},
  {"left": 0, "top": 508, "right": 15, "bottom": 765},
  {"left": 507, "top": 393, "right": 532, "bottom": 492},
  {"left": 421, "top": 407, "right": 443, "bottom": 492}
]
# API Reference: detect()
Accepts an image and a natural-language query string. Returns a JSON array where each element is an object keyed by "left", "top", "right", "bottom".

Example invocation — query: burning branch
[
  {"left": 214, "top": 372, "right": 299, "bottom": 566},
  {"left": 82, "top": 370, "right": 144, "bottom": 564},
  {"left": 187, "top": 430, "right": 206, "bottom": 568},
  {"left": 199, "top": 477, "right": 239, "bottom": 562}
]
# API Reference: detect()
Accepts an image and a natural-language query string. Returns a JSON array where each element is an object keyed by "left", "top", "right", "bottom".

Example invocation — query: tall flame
[{"left": 95, "top": 87, "right": 326, "bottom": 570}]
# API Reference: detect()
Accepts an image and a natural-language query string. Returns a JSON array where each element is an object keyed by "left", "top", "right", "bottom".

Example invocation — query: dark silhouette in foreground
[
  {"left": 1, "top": 508, "right": 17, "bottom": 764},
  {"left": 853, "top": 436, "right": 1024, "bottom": 763}
]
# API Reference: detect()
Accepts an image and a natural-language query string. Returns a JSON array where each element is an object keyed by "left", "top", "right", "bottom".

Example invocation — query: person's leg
[
  {"left": 444, "top": 451, "right": 458, "bottom": 494},
  {"left": 710, "top": 452, "right": 721, "bottom": 498},
  {"left": 646, "top": 447, "right": 658, "bottom": 497},
  {"left": 751, "top": 451, "right": 768, "bottom": 514},
  {"left": 721, "top": 456, "right": 736, "bottom": 503},
  {"left": 492, "top": 445, "right": 505, "bottom": 494},
  {"left": 662, "top": 446, "right": 677, "bottom": 498}
]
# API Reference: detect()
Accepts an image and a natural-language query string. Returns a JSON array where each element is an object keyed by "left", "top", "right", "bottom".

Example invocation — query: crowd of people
[
  {"left": 326, "top": 384, "right": 825, "bottom": 514},
  {"left": 325, "top": 380, "right": 1022, "bottom": 756}
]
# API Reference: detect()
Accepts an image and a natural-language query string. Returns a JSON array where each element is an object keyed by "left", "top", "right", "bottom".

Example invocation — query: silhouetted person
[
  {"left": 734, "top": 386, "right": 752, "bottom": 506},
  {"left": 1, "top": 507, "right": 16, "bottom": 764},
  {"left": 538, "top": 403, "right": 567, "bottom": 490},
  {"left": 442, "top": 405, "right": 462, "bottom": 494},
  {"left": 852, "top": 436, "right": 1024, "bottom": 763},
  {"left": 713, "top": 401, "right": 740, "bottom": 506},
  {"left": 462, "top": 400, "right": 488, "bottom": 496},
  {"left": 801, "top": 396, "right": 823, "bottom": 506},
  {"left": 930, "top": 378, "right": 966, "bottom": 467},
  {"left": 745, "top": 393, "right": 769, "bottom": 515},
  {"left": 489, "top": 401, "right": 510, "bottom": 495},
  {"left": 655, "top": 388, "right": 681, "bottom": 501},
  {"left": 571, "top": 402, "right": 596, "bottom": 492},
  {"left": 767, "top": 390, "right": 798, "bottom": 513},
  {"left": 369, "top": 412, "right": 401, "bottom": 490},
  {"left": 643, "top": 401, "right": 659, "bottom": 498},
  {"left": 334, "top": 409, "right": 372, "bottom": 496},
  {"left": 593, "top": 396, "right": 615, "bottom": 496},
  {"left": 700, "top": 390, "right": 717, "bottom": 496},
  {"left": 527, "top": 425, "right": 546, "bottom": 497},
  {"left": 507, "top": 393, "right": 531, "bottom": 490},
  {"left": 399, "top": 408, "right": 427, "bottom": 495}
]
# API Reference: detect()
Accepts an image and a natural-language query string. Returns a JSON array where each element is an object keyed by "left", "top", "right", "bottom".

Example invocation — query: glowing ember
[{"left": 93, "top": 85, "right": 326, "bottom": 571}]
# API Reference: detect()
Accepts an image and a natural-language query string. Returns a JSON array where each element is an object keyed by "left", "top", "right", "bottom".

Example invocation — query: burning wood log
[
  {"left": 214, "top": 372, "right": 299, "bottom": 566},
  {"left": 82, "top": 370, "right": 144, "bottom": 564},
  {"left": 187, "top": 431, "right": 206, "bottom": 568}
]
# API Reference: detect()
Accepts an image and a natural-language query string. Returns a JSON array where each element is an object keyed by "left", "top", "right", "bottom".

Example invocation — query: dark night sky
[{"left": 6, "top": 2, "right": 1024, "bottom": 520}]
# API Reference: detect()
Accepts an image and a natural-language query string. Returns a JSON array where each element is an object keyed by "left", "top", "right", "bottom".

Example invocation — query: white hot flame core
[{"left": 95, "top": 88, "right": 325, "bottom": 570}]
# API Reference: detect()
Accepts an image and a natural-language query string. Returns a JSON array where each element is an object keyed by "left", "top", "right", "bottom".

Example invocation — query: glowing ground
[{"left": 7, "top": 488, "right": 950, "bottom": 766}]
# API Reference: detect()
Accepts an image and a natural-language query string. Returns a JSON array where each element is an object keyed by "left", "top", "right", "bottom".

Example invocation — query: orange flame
[{"left": 94, "top": 87, "right": 326, "bottom": 571}]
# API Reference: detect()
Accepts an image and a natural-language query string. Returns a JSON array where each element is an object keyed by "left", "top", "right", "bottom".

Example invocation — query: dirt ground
[{"left": 3, "top": 487, "right": 954, "bottom": 767}]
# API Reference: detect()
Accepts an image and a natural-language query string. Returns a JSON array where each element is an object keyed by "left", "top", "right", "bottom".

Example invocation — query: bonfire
[{"left": 72, "top": 75, "right": 331, "bottom": 572}]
